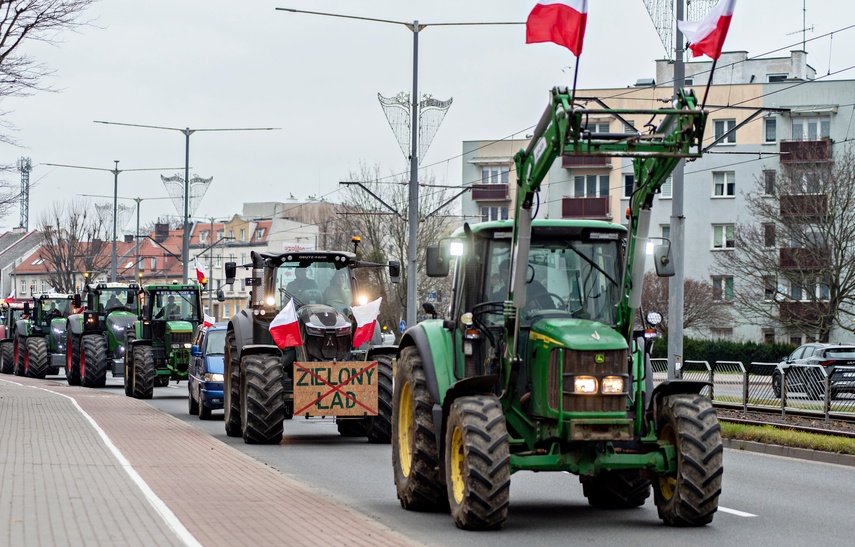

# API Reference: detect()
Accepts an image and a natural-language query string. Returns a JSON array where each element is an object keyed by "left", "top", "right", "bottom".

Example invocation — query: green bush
[{"left": 651, "top": 335, "right": 795, "bottom": 365}]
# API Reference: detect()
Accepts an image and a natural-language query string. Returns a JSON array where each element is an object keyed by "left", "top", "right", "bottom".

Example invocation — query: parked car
[
  {"left": 188, "top": 324, "right": 226, "bottom": 419},
  {"left": 772, "top": 343, "right": 855, "bottom": 400}
]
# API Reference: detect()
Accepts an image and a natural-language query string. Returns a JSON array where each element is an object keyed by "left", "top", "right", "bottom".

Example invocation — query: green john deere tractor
[
  {"left": 13, "top": 293, "right": 73, "bottom": 378},
  {"left": 66, "top": 281, "right": 141, "bottom": 387},
  {"left": 124, "top": 283, "right": 202, "bottom": 399},
  {"left": 392, "top": 87, "right": 723, "bottom": 529}
]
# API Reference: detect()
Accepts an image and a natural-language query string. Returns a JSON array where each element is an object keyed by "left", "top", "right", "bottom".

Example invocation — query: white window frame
[
  {"left": 573, "top": 175, "right": 610, "bottom": 198},
  {"left": 480, "top": 206, "right": 509, "bottom": 222},
  {"left": 714, "top": 119, "right": 737, "bottom": 144},
  {"left": 712, "top": 224, "right": 735, "bottom": 250},
  {"left": 713, "top": 171, "right": 736, "bottom": 197},
  {"left": 712, "top": 275, "right": 734, "bottom": 301},
  {"left": 660, "top": 176, "right": 672, "bottom": 199},
  {"left": 791, "top": 116, "right": 831, "bottom": 141},
  {"left": 764, "top": 117, "right": 777, "bottom": 143},
  {"left": 481, "top": 165, "right": 510, "bottom": 185}
]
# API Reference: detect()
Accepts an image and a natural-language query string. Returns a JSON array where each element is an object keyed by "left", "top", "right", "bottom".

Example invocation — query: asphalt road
[{"left": 86, "top": 374, "right": 855, "bottom": 546}]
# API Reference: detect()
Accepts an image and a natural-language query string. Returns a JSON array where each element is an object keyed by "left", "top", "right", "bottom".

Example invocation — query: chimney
[{"left": 154, "top": 223, "right": 169, "bottom": 242}]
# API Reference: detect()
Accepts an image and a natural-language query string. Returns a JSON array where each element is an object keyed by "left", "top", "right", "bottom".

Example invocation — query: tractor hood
[
  {"left": 529, "top": 318, "right": 627, "bottom": 351},
  {"left": 297, "top": 304, "right": 350, "bottom": 330},
  {"left": 106, "top": 312, "right": 136, "bottom": 336},
  {"left": 50, "top": 317, "right": 68, "bottom": 335},
  {"left": 165, "top": 321, "right": 194, "bottom": 333}
]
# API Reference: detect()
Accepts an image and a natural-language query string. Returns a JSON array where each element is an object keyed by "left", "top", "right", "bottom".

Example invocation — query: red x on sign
[{"left": 293, "top": 361, "right": 378, "bottom": 417}]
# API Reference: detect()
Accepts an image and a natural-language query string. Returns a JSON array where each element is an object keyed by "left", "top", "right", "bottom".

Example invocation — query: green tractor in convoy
[
  {"left": 66, "top": 280, "right": 142, "bottom": 387},
  {"left": 124, "top": 283, "right": 203, "bottom": 399},
  {"left": 0, "top": 300, "right": 26, "bottom": 374},
  {"left": 12, "top": 293, "right": 73, "bottom": 378},
  {"left": 392, "top": 87, "right": 723, "bottom": 529}
]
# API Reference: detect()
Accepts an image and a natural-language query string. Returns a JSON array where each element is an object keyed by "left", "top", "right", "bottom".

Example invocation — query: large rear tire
[
  {"left": 0, "top": 342, "right": 13, "bottom": 374},
  {"left": 336, "top": 419, "right": 367, "bottom": 437},
  {"left": 81, "top": 335, "right": 108, "bottom": 388},
  {"left": 223, "top": 329, "right": 242, "bottom": 437},
  {"left": 66, "top": 334, "right": 81, "bottom": 385},
  {"left": 653, "top": 394, "right": 723, "bottom": 527},
  {"left": 26, "top": 337, "right": 49, "bottom": 379},
  {"left": 241, "top": 353, "right": 284, "bottom": 444},
  {"left": 444, "top": 395, "right": 510, "bottom": 530},
  {"left": 123, "top": 335, "right": 135, "bottom": 396},
  {"left": 131, "top": 346, "right": 155, "bottom": 400},
  {"left": 364, "top": 354, "right": 393, "bottom": 444},
  {"left": 392, "top": 346, "right": 447, "bottom": 512},
  {"left": 580, "top": 470, "right": 651, "bottom": 509}
]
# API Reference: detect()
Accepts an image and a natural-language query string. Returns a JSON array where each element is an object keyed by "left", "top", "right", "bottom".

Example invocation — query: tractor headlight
[
  {"left": 601, "top": 376, "right": 625, "bottom": 394},
  {"left": 53, "top": 327, "right": 63, "bottom": 334},
  {"left": 574, "top": 376, "right": 598, "bottom": 394},
  {"left": 204, "top": 373, "right": 224, "bottom": 382},
  {"left": 111, "top": 324, "right": 125, "bottom": 334},
  {"left": 184, "top": 343, "right": 192, "bottom": 349},
  {"left": 336, "top": 325, "right": 351, "bottom": 335},
  {"left": 306, "top": 325, "right": 324, "bottom": 336}
]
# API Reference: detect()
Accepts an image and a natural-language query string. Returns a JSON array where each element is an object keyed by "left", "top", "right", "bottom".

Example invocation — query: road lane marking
[{"left": 719, "top": 506, "right": 757, "bottom": 517}]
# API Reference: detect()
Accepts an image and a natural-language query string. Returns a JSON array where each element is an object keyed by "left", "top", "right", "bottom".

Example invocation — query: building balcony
[
  {"left": 779, "top": 194, "right": 828, "bottom": 217},
  {"left": 780, "top": 139, "right": 832, "bottom": 163},
  {"left": 561, "top": 196, "right": 611, "bottom": 220},
  {"left": 471, "top": 183, "right": 509, "bottom": 201},
  {"left": 779, "top": 246, "right": 829, "bottom": 270},
  {"left": 561, "top": 155, "right": 611, "bottom": 168}
]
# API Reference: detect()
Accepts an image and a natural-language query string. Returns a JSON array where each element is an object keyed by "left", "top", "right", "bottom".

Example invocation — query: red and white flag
[
  {"left": 351, "top": 297, "right": 382, "bottom": 348},
  {"left": 202, "top": 314, "right": 215, "bottom": 329},
  {"left": 526, "top": 0, "right": 588, "bottom": 56},
  {"left": 269, "top": 298, "right": 303, "bottom": 348},
  {"left": 677, "top": 0, "right": 737, "bottom": 60},
  {"left": 195, "top": 258, "right": 208, "bottom": 285}
]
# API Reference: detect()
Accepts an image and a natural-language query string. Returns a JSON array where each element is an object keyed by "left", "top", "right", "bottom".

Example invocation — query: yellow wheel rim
[
  {"left": 450, "top": 425, "right": 465, "bottom": 504},
  {"left": 658, "top": 422, "right": 676, "bottom": 501},
  {"left": 397, "top": 380, "right": 414, "bottom": 477}
]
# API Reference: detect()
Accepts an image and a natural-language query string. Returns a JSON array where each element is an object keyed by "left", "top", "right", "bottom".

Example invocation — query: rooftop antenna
[
  {"left": 16, "top": 157, "right": 31, "bottom": 230},
  {"left": 786, "top": 0, "right": 813, "bottom": 52}
]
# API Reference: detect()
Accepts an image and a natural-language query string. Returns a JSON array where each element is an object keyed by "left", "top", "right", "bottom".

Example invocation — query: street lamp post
[
  {"left": 93, "top": 121, "right": 279, "bottom": 283},
  {"left": 45, "top": 161, "right": 182, "bottom": 282},
  {"left": 276, "top": 7, "right": 522, "bottom": 328}
]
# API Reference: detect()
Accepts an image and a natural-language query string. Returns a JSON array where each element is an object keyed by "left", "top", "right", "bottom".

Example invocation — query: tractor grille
[
  {"left": 170, "top": 331, "right": 193, "bottom": 347},
  {"left": 549, "top": 348, "right": 628, "bottom": 413}
]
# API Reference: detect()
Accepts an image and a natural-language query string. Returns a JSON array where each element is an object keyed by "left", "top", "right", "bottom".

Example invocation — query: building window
[
  {"left": 151, "top": 257, "right": 157, "bottom": 270},
  {"left": 481, "top": 206, "right": 509, "bottom": 222},
  {"left": 714, "top": 119, "right": 736, "bottom": 144},
  {"left": 623, "top": 119, "right": 636, "bottom": 133},
  {"left": 713, "top": 172, "right": 735, "bottom": 197},
  {"left": 256, "top": 228, "right": 265, "bottom": 240},
  {"left": 768, "top": 74, "right": 787, "bottom": 83},
  {"left": 229, "top": 254, "right": 236, "bottom": 264},
  {"left": 20, "top": 280, "right": 26, "bottom": 294},
  {"left": 791, "top": 116, "right": 831, "bottom": 140},
  {"left": 763, "top": 170, "right": 776, "bottom": 195},
  {"left": 763, "top": 276, "right": 776, "bottom": 300},
  {"left": 481, "top": 166, "right": 509, "bottom": 184},
  {"left": 199, "top": 230, "right": 208, "bottom": 244},
  {"left": 711, "top": 327, "right": 733, "bottom": 339},
  {"left": 229, "top": 230, "right": 234, "bottom": 240},
  {"left": 583, "top": 122, "right": 610, "bottom": 134},
  {"left": 239, "top": 229, "right": 246, "bottom": 242},
  {"left": 573, "top": 175, "right": 609, "bottom": 198},
  {"left": 763, "top": 329, "right": 775, "bottom": 343},
  {"left": 712, "top": 225, "right": 735, "bottom": 249},
  {"left": 660, "top": 176, "right": 672, "bottom": 199},
  {"left": 684, "top": 77, "right": 694, "bottom": 86},
  {"left": 234, "top": 303, "right": 240, "bottom": 315},
  {"left": 763, "top": 223, "right": 776, "bottom": 248},
  {"left": 764, "top": 118, "right": 777, "bottom": 142},
  {"left": 41, "top": 280, "right": 47, "bottom": 292},
  {"left": 217, "top": 230, "right": 224, "bottom": 240},
  {"left": 223, "top": 305, "right": 230, "bottom": 319},
  {"left": 623, "top": 174, "right": 634, "bottom": 198},
  {"left": 240, "top": 254, "right": 246, "bottom": 264},
  {"left": 215, "top": 255, "right": 222, "bottom": 267},
  {"left": 661, "top": 225, "right": 671, "bottom": 240},
  {"left": 712, "top": 276, "right": 734, "bottom": 301}
]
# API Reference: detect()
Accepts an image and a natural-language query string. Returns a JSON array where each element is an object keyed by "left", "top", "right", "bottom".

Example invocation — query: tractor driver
[
  {"left": 323, "top": 270, "right": 350, "bottom": 311},
  {"left": 286, "top": 268, "right": 318, "bottom": 302},
  {"left": 157, "top": 295, "right": 181, "bottom": 319},
  {"left": 48, "top": 302, "right": 63, "bottom": 319},
  {"left": 105, "top": 293, "right": 123, "bottom": 310}
]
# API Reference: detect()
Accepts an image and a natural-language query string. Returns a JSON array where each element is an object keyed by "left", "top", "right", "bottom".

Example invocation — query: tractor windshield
[
  {"left": 152, "top": 290, "right": 200, "bottom": 322},
  {"left": 484, "top": 238, "right": 621, "bottom": 327},
  {"left": 41, "top": 298, "right": 70, "bottom": 323},
  {"left": 275, "top": 262, "right": 351, "bottom": 311},
  {"left": 101, "top": 288, "right": 131, "bottom": 312}
]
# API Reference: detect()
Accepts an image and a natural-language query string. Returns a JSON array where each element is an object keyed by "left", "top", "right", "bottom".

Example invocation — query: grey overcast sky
[{"left": 2, "top": 0, "right": 853, "bottom": 232}]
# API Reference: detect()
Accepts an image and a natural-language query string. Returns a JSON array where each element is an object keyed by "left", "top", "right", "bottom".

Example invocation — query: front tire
[
  {"left": 188, "top": 384, "right": 199, "bottom": 415},
  {"left": 223, "top": 329, "right": 242, "bottom": 437},
  {"left": 771, "top": 371, "right": 782, "bottom": 398},
  {"left": 444, "top": 395, "right": 510, "bottom": 530},
  {"left": 364, "top": 354, "right": 393, "bottom": 444},
  {"left": 653, "top": 394, "right": 723, "bottom": 527},
  {"left": 131, "top": 346, "right": 155, "bottom": 400},
  {"left": 123, "top": 335, "right": 135, "bottom": 396},
  {"left": 26, "top": 337, "right": 49, "bottom": 379},
  {"left": 66, "top": 334, "right": 81, "bottom": 385},
  {"left": 580, "top": 470, "right": 651, "bottom": 508},
  {"left": 14, "top": 337, "right": 25, "bottom": 376},
  {"left": 241, "top": 353, "right": 284, "bottom": 444},
  {"left": 392, "top": 346, "right": 446, "bottom": 512},
  {"left": 81, "top": 335, "right": 108, "bottom": 388},
  {"left": 0, "top": 342, "right": 13, "bottom": 374}
]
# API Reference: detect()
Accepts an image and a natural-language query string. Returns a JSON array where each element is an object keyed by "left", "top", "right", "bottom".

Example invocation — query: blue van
[{"left": 188, "top": 324, "right": 226, "bottom": 419}]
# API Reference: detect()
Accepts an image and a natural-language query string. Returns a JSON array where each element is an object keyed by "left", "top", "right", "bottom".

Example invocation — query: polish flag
[
  {"left": 202, "top": 314, "right": 215, "bottom": 329},
  {"left": 526, "top": 0, "right": 588, "bottom": 56},
  {"left": 351, "top": 297, "right": 382, "bottom": 348},
  {"left": 677, "top": 0, "right": 737, "bottom": 60},
  {"left": 195, "top": 258, "right": 208, "bottom": 285},
  {"left": 269, "top": 298, "right": 303, "bottom": 348}
]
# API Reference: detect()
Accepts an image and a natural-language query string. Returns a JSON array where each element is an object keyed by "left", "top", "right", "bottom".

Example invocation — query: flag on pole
[
  {"left": 195, "top": 258, "right": 208, "bottom": 285},
  {"left": 269, "top": 298, "right": 303, "bottom": 348},
  {"left": 351, "top": 297, "right": 382, "bottom": 348},
  {"left": 202, "top": 314, "right": 215, "bottom": 329},
  {"left": 677, "top": 0, "right": 737, "bottom": 60},
  {"left": 525, "top": 0, "right": 589, "bottom": 56}
]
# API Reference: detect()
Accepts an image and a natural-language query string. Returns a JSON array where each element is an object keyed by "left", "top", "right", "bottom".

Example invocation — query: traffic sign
[{"left": 399, "top": 320, "right": 406, "bottom": 333}]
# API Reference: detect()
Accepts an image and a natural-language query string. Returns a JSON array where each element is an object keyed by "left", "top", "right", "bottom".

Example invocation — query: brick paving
[{"left": 1, "top": 376, "right": 417, "bottom": 547}]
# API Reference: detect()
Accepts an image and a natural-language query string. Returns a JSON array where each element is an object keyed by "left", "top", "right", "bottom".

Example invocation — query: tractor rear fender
[
  {"left": 227, "top": 311, "right": 256, "bottom": 359},
  {"left": 128, "top": 338, "right": 152, "bottom": 350},
  {"left": 240, "top": 344, "right": 282, "bottom": 361},
  {"left": 646, "top": 380, "right": 710, "bottom": 427},
  {"left": 398, "top": 320, "right": 456, "bottom": 405},
  {"left": 15, "top": 319, "right": 30, "bottom": 336},
  {"left": 67, "top": 315, "right": 85, "bottom": 336}
]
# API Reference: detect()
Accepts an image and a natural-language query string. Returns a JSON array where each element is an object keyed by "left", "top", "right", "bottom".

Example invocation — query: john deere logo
[{"left": 595, "top": 354, "right": 605, "bottom": 364}]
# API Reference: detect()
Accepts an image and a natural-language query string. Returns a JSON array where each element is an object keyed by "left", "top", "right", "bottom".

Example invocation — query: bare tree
[
  {"left": 0, "top": 1, "right": 97, "bottom": 217},
  {"left": 38, "top": 199, "right": 109, "bottom": 292},
  {"left": 332, "top": 163, "right": 456, "bottom": 329},
  {"left": 640, "top": 271, "right": 732, "bottom": 336},
  {"left": 715, "top": 147, "right": 855, "bottom": 342}
]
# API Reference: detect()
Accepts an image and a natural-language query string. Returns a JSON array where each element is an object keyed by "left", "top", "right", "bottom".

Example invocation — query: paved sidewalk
[{"left": 1, "top": 376, "right": 416, "bottom": 547}]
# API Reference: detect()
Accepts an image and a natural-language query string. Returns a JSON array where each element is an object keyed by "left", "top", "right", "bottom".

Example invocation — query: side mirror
[
  {"left": 216, "top": 289, "right": 225, "bottom": 302},
  {"left": 422, "top": 302, "right": 437, "bottom": 320},
  {"left": 224, "top": 262, "right": 237, "bottom": 285},
  {"left": 388, "top": 261, "right": 401, "bottom": 284},
  {"left": 191, "top": 344, "right": 201, "bottom": 356},
  {"left": 653, "top": 244, "right": 675, "bottom": 277},
  {"left": 426, "top": 245, "right": 449, "bottom": 278}
]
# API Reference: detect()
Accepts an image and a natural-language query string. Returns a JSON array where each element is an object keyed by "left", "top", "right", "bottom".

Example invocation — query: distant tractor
[
  {"left": 220, "top": 249, "right": 400, "bottom": 444},
  {"left": 0, "top": 300, "right": 26, "bottom": 374},
  {"left": 124, "top": 283, "right": 203, "bottom": 399},
  {"left": 13, "top": 294, "right": 74, "bottom": 378},
  {"left": 66, "top": 281, "right": 141, "bottom": 387}
]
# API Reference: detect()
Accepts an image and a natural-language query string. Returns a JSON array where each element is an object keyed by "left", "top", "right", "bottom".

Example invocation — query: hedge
[{"left": 650, "top": 335, "right": 795, "bottom": 365}]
